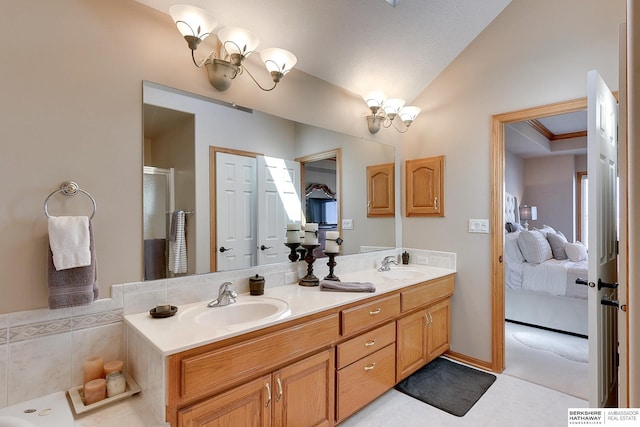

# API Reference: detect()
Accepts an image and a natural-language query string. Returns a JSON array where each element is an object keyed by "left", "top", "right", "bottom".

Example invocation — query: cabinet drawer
[
  {"left": 402, "top": 275, "right": 454, "bottom": 312},
  {"left": 337, "top": 322, "right": 395, "bottom": 369},
  {"left": 336, "top": 344, "right": 396, "bottom": 422},
  {"left": 341, "top": 294, "right": 400, "bottom": 336}
]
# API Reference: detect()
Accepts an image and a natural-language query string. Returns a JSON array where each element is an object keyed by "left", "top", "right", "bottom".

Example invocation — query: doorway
[{"left": 490, "top": 97, "right": 588, "bottom": 375}]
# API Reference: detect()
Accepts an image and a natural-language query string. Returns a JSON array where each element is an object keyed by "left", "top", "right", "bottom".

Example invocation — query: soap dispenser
[{"left": 402, "top": 251, "right": 410, "bottom": 265}]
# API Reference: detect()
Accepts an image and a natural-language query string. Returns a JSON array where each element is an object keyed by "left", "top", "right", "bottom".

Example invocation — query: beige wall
[
  {"left": 0, "top": 0, "right": 394, "bottom": 314},
  {"left": 402, "top": 0, "right": 625, "bottom": 361}
]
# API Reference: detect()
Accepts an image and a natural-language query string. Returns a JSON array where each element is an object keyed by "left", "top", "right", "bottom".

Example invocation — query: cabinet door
[
  {"left": 426, "top": 299, "right": 451, "bottom": 362},
  {"left": 396, "top": 310, "right": 428, "bottom": 381},
  {"left": 405, "top": 156, "right": 444, "bottom": 216},
  {"left": 273, "top": 349, "right": 334, "bottom": 427},
  {"left": 366, "top": 163, "right": 395, "bottom": 217},
  {"left": 177, "top": 374, "right": 271, "bottom": 427}
]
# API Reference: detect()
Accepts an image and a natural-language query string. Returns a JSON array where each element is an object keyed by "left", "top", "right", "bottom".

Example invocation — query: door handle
[
  {"left": 597, "top": 279, "right": 618, "bottom": 290},
  {"left": 219, "top": 246, "right": 233, "bottom": 253},
  {"left": 276, "top": 377, "right": 283, "bottom": 402},
  {"left": 265, "top": 382, "right": 271, "bottom": 407},
  {"left": 260, "top": 245, "right": 273, "bottom": 251},
  {"left": 575, "top": 278, "right": 595, "bottom": 287},
  {"left": 601, "top": 298, "right": 619, "bottom": 308}
]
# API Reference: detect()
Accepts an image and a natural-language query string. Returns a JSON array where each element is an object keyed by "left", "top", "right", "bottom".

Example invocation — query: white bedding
[{"left": 504, "top": 231, "right": 588, "bottom": 299}]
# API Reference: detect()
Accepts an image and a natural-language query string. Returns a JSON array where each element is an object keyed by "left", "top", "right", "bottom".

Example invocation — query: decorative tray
[{"left": 67, "top": 372, "right": 141, "bottom": 414}]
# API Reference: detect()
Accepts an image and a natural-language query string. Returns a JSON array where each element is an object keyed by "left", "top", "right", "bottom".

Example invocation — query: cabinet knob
[
  {"left": 364, "top": 339, "right": 376, "bottom": 347},
  {"left": 364, "top": 362, "right": 376, "bottom": 371},
  {"left": 276, "top": 378, "right": 283, "bottom": 402},
  {"left": 369, "top": 308, "right": 382, "bottom": 315}
]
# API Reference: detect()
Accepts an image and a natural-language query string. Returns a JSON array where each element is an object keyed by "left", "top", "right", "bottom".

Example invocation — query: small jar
[
  {"left": 106, "top": 371, "right": 126, "bottom": 398},
  {"left": 249, "top": 274, "right": 265, "bottom": 295}
]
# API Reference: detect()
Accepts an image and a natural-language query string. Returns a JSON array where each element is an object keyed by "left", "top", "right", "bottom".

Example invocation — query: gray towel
[
  {"left": 48, "top": 221, "right": 98, "bottom": 309},
  {"left": 319, "top": 280, "right": 376, "bottom": 292}
]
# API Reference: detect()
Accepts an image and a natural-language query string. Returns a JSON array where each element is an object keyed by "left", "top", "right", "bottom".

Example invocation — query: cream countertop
[{"left": 125, "top": 264, "right": 455, "bottom": 356}]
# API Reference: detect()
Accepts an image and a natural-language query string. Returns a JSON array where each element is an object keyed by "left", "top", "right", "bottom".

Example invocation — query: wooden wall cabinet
[
  {"left": 366, "top": 163, "right": 395, "bottom": 217},
  {"left": 405, "top": 156, "right": 444, "bottom": 216}
]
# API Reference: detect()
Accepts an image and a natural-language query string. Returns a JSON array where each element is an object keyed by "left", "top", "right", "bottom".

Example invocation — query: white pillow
[
  {"left": 505, "top": 231, "right": 525, "bottom": 264},
  {"left": 517, "top": 230, "right": 553, "bottom": 264},
  {"left": 534, "top": 224, "right": 556, "bottom": 237},
  {"left": 565, "top": 241, "right": 588, "bottom": 262},
  {"left": 547, "top": 231, "right": 568, "bottom": 260}
]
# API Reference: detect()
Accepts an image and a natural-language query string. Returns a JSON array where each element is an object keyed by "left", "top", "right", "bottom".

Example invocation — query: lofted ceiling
[{"left": 133, "top": 0, "right": 512, "bottom": 103}]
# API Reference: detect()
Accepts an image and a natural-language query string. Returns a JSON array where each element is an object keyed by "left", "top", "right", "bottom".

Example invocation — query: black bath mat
[{"left": 395, "top": 357, "right": 496, "bottom": 417}]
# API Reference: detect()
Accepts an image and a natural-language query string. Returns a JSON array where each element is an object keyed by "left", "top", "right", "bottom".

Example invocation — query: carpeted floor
[{"left": 503, "top": 321, "right": 588, "bottom": 400}]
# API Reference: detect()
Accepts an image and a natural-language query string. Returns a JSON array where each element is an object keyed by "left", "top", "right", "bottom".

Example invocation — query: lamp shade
[
  {"left": 399, "top": 106, "right": 421, "bottom": 122},
  {"left": 383, "top": 98, "right": 405, "bottom": 116},
  {"left": 169, "top": 5, "right": 217, "bottom": 40},
  {"left": 218, "top": 27, "right": 260, "bottom": 58},
  {"left": 519, "top": 205, "right": 537, "bottom": 221},
  {"left": 363, "top": 91, "right": 386, "bottom": 110},
  {"left": 261, "top": 48, "right": 297, "bottom": 74}
]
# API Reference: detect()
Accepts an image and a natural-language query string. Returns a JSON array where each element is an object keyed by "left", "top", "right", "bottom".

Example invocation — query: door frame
[
  {"left": 209, "top": 146, "right": 263, "bottom": 272},
  {"left": 490, "top": 97, "right": 588, "bottom": 373}
]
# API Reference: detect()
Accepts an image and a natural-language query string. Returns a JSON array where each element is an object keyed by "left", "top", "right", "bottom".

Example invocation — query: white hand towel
[
  {"left": 169, "top": 210, "right": 187, "bottom": 274},
  {"left": 48, "top": 216, "right": 91, "bottom": 270}
]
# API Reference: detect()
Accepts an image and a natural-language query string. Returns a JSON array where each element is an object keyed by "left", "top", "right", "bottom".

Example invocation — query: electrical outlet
[
  {"left": 342, "top": 218, "right": 354, "bottom": 230},
  {"left": 469, "top": 219, "right": 490, "bottom": 233}
]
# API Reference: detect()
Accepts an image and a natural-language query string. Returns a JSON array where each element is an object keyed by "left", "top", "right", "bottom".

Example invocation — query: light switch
[
  {"left": 469, "top": 219, "right": 489, "bottom": 233},
  {"left": 342, "top": 218, "right": 354, "bottom": 230}
]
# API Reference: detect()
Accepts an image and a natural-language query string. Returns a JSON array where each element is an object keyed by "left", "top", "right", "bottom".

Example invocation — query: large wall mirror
[{"left": 142, "top": 81, "right": 396, "bottom": 279}]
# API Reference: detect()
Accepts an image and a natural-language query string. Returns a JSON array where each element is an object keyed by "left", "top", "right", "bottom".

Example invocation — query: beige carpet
[{"left": 504, "top": 321, "right": 588, "bottom": 400}]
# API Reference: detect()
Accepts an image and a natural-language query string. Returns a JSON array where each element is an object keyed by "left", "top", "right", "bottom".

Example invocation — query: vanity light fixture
[
  {"left": 363, "top": 91, "right": 421, "bottom": 134},
  {"left": 169, "top": 5, "right": 297, "bottom": 92}
]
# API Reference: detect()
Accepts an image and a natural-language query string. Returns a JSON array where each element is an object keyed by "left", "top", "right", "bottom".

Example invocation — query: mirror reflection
[{"left": 142, "top": 81, "right": 395, "bottom": 278}]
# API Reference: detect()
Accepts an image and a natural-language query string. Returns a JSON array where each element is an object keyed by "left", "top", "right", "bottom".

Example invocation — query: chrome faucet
[
  {"left": 378, "top": 255, "right": 399, "bottom": 272},
  {"left": 208, "top": 282, "right": 238, "bottom": 307}
]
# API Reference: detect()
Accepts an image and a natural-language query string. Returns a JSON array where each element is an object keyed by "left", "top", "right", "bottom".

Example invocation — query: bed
[{"left": 504, "top": 192, "right": 588, "bottom": 336}]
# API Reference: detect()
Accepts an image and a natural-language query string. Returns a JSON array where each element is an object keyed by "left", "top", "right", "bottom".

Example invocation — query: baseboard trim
[{"left": 445, "top": 351, "right": 495, "bottom": 372}]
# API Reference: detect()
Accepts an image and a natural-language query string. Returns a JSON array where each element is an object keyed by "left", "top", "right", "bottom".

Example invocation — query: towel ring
[{"left": 44, "top": 181, "right": 97, "bottom": 219}]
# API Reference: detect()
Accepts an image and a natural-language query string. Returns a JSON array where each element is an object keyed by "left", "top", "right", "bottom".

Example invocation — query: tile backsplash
[{"left": 0, "top": 248, "right": 454, "bottom": 413}]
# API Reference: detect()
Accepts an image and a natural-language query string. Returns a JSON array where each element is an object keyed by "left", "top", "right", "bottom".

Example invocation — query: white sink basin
[
  {"left": 178, "top": 297, "right": 291, "bottom": 328},
  {"left": 380, "top": 267, "right": 425, "bottom": 280}
]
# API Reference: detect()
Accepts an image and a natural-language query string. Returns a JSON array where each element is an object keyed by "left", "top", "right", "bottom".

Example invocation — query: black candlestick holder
[
  {"left": 285, "top": 242, "right": 301, "bottom": 262},
  {"left": 299, "top": 244, "right": 320, "bottom": 286},
  {"left": 323, "top": 251, "right": 340, "bottom": 281}
]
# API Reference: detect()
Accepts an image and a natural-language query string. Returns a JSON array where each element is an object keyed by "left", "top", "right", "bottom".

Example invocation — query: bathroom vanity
[{"left": 125, "top": 265, "right": 455, "bottom": 426}]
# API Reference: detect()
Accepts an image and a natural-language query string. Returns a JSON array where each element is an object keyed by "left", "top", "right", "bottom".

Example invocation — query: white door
[
  {"left": 216, "top": 153, "right": 257, "bottom": 271},
  {"left": 257, "top": 156, "right": 301, "bottom": 265},
  {"left": 587, "top": 70, "right": 618, "bottom": 407}
]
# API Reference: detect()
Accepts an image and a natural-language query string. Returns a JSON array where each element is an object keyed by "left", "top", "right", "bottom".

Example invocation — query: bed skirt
[{"left": 505, "top": 288, "right": 588, "bottom": 336}]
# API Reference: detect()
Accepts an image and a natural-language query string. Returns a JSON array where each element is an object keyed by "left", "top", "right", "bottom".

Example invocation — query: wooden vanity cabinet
[
  {"left": 177, "top": 350, "right": 334, "bottom": 427},
  {"left": 168, "top": 314, "right": 339, "bottom": 427},
  {"left": 396, "top": 276, "right": 454, "bottom": 382},
  {"left": 396, "top": 299, "right": 451, "bottom": 381}
]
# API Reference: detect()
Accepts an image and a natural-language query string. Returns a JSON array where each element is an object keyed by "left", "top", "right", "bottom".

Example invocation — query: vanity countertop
[{"left": 125, "top": 264, "right": 455, "bottom": 356}]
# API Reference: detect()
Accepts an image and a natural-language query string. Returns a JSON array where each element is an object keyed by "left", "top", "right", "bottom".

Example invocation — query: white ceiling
[{"left": 133, "top": 0, "right": 512, "bottom": 103}]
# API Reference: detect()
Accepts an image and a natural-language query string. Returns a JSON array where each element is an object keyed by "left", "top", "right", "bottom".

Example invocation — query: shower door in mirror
[{"left": 143, "top": 167, "right": 174, "bottom": 280}]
